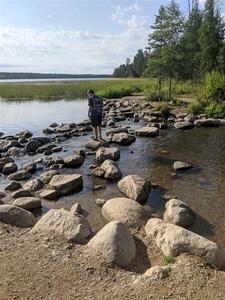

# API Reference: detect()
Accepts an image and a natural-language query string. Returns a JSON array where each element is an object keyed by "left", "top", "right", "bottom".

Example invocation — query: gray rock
[
  {"left": 174, "top": 122, "right": 194, "bottom": 129},
  {"left": 164, "top": 198, "right": 195, "bottom": 228},
  {"left": 12, "top": 189, "right": 33, "bottom": 199},
  {"left": 117, "top": 175, "right": 151, "bottom": 203},
  {"left": 0, "top": 204, "right": 36, "bottom": 227},
  {"left": 2, "top": 162, "right": 18, "bottom": 175},
  {"left": 173, "top": 161, "right": 192, "bottom": 171},
  {"left": 100, "top": 159, "right": 122, "bottom": 180},
  {"left": 8, "top": 170, "right": 32, "bottom": 181},
  {"left": 135, "top": 127, "right": 159, "bottom": 137},
  {"left": 23, "top": 179, "right": 44, "bottom": 191},
  {"left": 85, "top": 139, "right": 109, "bottom": 151},
  {"left": 96, "top": 198, "right": 107, "bottom": 207},
  {"left": 39, "top": 189, "right": 59, "bottom": 200},
  {"left": 112, "top": 133, "right": 136, "bottom": 146},
  {"left": 71, "top": 203, "right": 82, "bottom": 214},
  {"left": 106, "top": 127, "right": 128, "bottom": 137},
  {"left": 48, "top": 174, "right": 83, "bottom": 196},
  {"left": 13, "top": 197, "right": 41, "bottom": 210},
  {"left": 143, "top": 266, "right": 170, "bottom": 280},
  {"left": 91, "top": 167, "right": 106, "bottom": 178},
  {"left": 96, "top": 147, "right": 120, "bottom": 163},
  {"left": 30, "top": 209, "right": 91, "bottom": 243},
  {"left": 102, "top": 197, "right": 146, "bottom": 227},
  {"left": 22, "top": 162, "right": 37, "bottom": 174},
  {"left": 25, "top": 140, "right": 42, "bottom": 154},
  {"left": 6, "top": 147, "right": 25, "bottom": 157},
  {"left": 88, "top": 221, "right": 136, "bottom": 267},
  {"left": 64, "top": 154, "right": 84, "bottom": 168},
  {"left": 4, "top": 181, "right": 22, "bottom": 192},
  {"left": 194, "top": 118, "right": 220, "bottom": 127},
  {"left": 145, "top": 218, "right": 225, "bottom": 268},
  {"left": 40, "top": 170, "right": 60, "bottom": 184}
]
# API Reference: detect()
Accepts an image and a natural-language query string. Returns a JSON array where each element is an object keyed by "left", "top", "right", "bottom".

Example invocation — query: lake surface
[
  {"left": 0, "top": 99, "right": 88, "bottom": 134},
  {"left": 0, "top": 99, "right": 225, "bottom": 250}
]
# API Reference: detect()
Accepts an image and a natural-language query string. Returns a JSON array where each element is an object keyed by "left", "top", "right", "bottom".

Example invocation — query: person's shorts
[{"left": 91, "top": 114, "right": 102, "bottom": 127}]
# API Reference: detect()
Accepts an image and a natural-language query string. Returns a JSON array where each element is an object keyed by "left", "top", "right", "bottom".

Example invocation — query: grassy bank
[{"left": 0, "top": 79, "right": 146, "bottom": 100}]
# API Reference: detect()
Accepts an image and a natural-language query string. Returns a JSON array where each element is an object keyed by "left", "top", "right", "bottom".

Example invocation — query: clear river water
[{"left": 0, "top": 98, "right": 225, "bottom": 250}]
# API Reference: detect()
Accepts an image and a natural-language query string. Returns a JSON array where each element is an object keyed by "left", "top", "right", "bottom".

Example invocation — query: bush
[
  {"left": 98, "top": 86, "right": 133, "bottom": 98},
  {"left": 187, "top": 100, "right": 204, "bottom": 115},
  {"left": 155, "top": 102, "right": 170, "bottom": 116},
  {"left": 205, "top": 102, "right": 225, "bottom": 118},
  {"left": 200, "top": 71, "right": 225, "bottom": 102}
]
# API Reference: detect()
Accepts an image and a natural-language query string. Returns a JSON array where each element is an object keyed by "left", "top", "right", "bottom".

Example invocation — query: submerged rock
[
  {"left": 88, "top": 221, "right": 136, "bottom": 267},
  {"left": 173, "top": 161, "right": 192, "bottom": 171}
]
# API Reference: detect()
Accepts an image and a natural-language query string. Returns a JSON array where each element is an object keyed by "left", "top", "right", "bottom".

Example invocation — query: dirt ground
[{"left": 1, "top": 223, "right": 225, "bottom": 300}]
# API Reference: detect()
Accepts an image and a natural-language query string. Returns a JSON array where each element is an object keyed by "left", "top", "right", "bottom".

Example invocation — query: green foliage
[
  {"left": 155, "top": 102, "right": 170, "bottom": 116},
  {"left": 200, "top": 71, "right": 225, "bottom": 102},
  {"left": 187, "top": 100, "right": 204, "bottom": 114},
  {"left": 205, "top": 102, "right": 225, "bottom": 118},
  {"left": 164, "top": 256, "right": 175, "bottom": 264}
]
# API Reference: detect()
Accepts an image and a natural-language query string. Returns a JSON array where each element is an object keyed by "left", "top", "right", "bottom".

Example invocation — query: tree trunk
[
  {"left": 168, "top": 69, "right": 172, "bottom": 99},
  {"left": 158, "top": 76, "right": 162, "bottom": 99}
]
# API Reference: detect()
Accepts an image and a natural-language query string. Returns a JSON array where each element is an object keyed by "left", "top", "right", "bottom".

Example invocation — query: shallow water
[{"left": 0, "top": 99, "right": 225, "bottom": 250}]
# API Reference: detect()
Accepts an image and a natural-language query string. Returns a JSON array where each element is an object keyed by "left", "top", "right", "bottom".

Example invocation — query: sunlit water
[{"left": 0, "top": 99, "right": 225, "bottom": 250}]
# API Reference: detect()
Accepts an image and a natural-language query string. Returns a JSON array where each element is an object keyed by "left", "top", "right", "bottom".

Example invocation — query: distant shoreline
[{"left": 0, "top": 72, "right": 112, "bottom": 80}]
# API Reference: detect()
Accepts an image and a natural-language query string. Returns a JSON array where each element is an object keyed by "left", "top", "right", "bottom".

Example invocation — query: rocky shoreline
[{"left": 0, "top": 96, "right": 225, "bottom": 299}]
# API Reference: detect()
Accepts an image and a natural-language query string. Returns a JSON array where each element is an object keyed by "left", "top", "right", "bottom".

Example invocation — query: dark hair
[{"left": 87, "top": 89, "right": 95, "bottom": 95}]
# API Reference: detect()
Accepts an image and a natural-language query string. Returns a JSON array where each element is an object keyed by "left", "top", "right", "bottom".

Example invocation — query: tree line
[
  {"left": 0, "top": 73, "right": 111, "bottom": 80},
  {"left": 113, "top": 0, "right": 225, "bottom": 98}
]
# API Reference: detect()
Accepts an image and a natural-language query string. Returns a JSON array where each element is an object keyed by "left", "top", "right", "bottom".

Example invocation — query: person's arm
[{"left": 88, "top": 97, "right": 92, "bottom": 118}]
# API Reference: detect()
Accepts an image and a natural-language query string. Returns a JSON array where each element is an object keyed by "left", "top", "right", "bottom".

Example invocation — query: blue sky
[{"left": 0, "top": 0, "right": 224, "bottom": 74}]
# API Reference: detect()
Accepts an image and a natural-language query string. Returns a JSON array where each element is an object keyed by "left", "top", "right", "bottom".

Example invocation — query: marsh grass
[{"left": 0, "top": 79, "right": 146, "bottom": 100}]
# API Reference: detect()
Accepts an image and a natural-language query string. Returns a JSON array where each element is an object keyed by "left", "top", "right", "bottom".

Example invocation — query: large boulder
[
  {"left": 13, "top": 197, "right": 42, "bottom": 210},
  {"left": 30, "top": 209, "right": 91, "bottom": 243},
  {"left": 117, "top": 175, "right": 151, "bottom": 203},
  {"left": 112, "top": 133, "right": 136, "bottom": 146},
  {"left": 63, "top": 154, "right": 84, "bottom": 168},
  {"left": 135, "top": 127, "right": 159, "bottom": 137},
  {"left": 12, "top": 189, "right": 33, "bottom": 199},
  {"left": 88, "top": 221, "right": 136, "bottom": 267},
  {"left": 100, "top": 159, "right": 122, "bottom": 180},
  {"left": 194, "top": 118, "right": 220, "bottom": 127},
  {"left": 96, "top": 147, "right": 120, "bottom": 163},
  {"left": 102, "top": 197, "right": 147, "bottom": 227},
  {"left": 0, "top": 204, "right": 36, "bottom": 227},
  {"left": 106, "top": 127, "right": 128, "bottom": 136},
  {"left": 164, "top": 198, "right": 195, "bottom": 228},
  {"left": 48, "top": 174, "right": 83, "bottom": 196},
  {"left": 85, "top": 139, "right": 109, "bottom": 151},
  {"left": 174, "top": 122, "right": 194, "bottom": 130},
  {"left": 145, "top": 218, "right": 225, "bottom": 268},
  {"left": 39, "top": 189, "right": 59, "bottom": 200}
]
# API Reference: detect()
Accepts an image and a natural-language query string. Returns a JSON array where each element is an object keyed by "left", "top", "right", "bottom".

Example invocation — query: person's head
[{"left": 87, "top": 89, "right": 95, "bottom": 97}]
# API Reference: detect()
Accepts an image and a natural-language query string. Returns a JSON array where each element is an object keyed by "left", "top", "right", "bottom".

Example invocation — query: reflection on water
[
  {"left": 0, "top": 99, "right": 87, "bottom": 134},
  {"left": 0, "top": 99, "right": 225, "bottom": 249}
]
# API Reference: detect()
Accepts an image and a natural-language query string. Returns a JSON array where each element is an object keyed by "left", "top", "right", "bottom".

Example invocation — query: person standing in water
[{"left": 87, "top": 89, "right": 103, "bottom": 140}]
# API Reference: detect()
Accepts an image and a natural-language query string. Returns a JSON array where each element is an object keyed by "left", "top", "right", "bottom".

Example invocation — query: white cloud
[{"left": 0, "top": 25, "right": 148, "bottom": 74}]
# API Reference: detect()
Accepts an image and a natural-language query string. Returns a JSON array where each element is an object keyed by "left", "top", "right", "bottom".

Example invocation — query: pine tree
[
  {"left": 180, "top": 0, "right": 202, "bottom": 81},
  {"left": 133, "top": 49, "right": 145, "bottom": 77},
  {"left": 199, "top": 0, "right": 225, "bottom": 75}
]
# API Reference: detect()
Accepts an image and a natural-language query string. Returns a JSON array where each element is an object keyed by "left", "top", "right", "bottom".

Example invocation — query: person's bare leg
[
  {"left": 97, "top": 126, "right": 102, "bottom": 140},
  {"left": 93, "top": 127, "right": 98, "bottom": 140}
]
